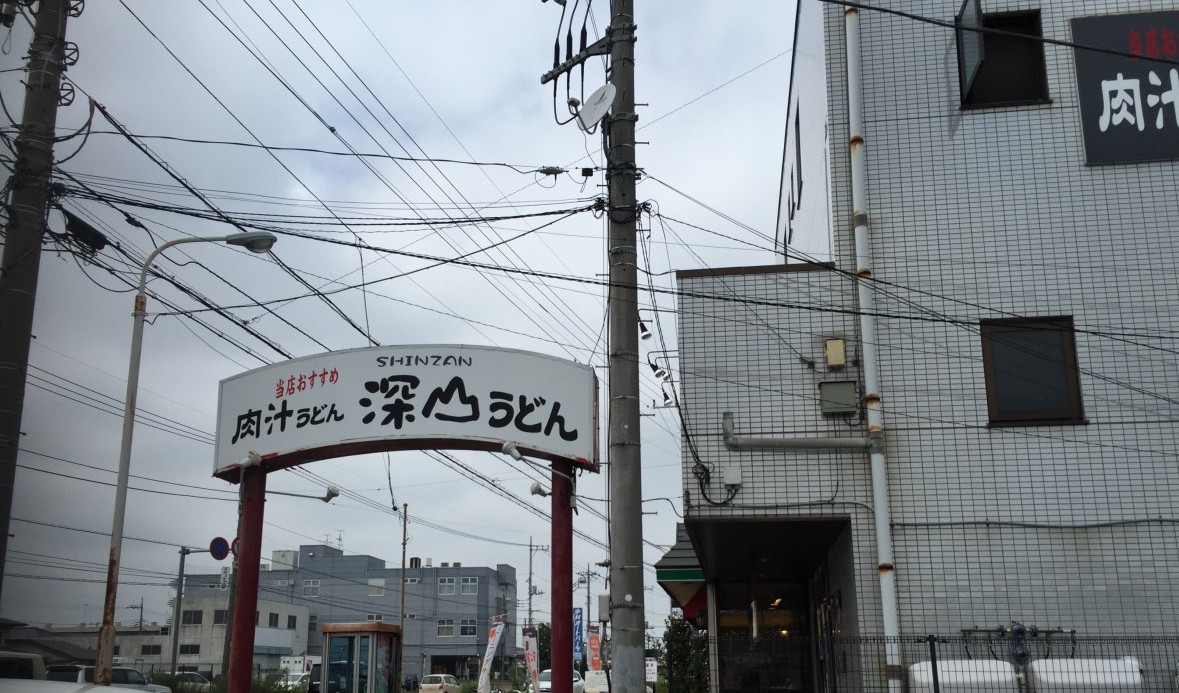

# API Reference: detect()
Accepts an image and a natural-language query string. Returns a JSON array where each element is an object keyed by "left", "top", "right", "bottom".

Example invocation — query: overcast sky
[{"left": 1, "top": 0, "right": 808, "bottom": 639}]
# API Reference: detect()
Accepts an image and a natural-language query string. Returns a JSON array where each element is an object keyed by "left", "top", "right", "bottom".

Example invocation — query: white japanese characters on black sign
[{"left": 1073, "top": 12, "right": 1179, "bottom": 164}]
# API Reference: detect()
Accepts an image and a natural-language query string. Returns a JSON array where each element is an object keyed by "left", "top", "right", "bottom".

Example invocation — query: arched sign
[{"left": 213, "top": 345, "right": 599, "bottom": 479}]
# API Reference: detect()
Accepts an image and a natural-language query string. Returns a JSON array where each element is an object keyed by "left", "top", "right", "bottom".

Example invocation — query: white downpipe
[{"left": 845, "top": 7, "right": 903, "bottom": 691}]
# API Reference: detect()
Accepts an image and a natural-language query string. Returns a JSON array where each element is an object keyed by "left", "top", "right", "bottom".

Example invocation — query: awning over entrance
[
  {"left": 655, "top": 524, "right": 705, "bottom": 619},
  {"left": 685, "top": 516, "right": 849, "bottom": 583}
]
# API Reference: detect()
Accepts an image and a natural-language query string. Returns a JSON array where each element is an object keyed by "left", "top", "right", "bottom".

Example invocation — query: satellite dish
[{"left": 577, "top": 83, "right": 617, "bottom": 131}]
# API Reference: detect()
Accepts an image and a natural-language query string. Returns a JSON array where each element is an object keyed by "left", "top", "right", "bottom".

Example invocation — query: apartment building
[
  {"left": 663, "top": 1, "right": 1179, "bottom": 691},
  {"left": 186, "top": 545, "right": 517, "bottom": 684}
]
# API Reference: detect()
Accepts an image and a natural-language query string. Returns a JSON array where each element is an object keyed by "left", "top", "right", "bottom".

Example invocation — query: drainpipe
[
  {"left": 846, "top": 7, "right": 903, "bottom": 690},
  {"left": 722, "top": 412, "right": 870, "bottom": 450}
]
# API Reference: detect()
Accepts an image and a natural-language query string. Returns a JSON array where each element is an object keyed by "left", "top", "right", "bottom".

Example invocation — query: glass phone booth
[{"left": 320, "top": 622, "right": 402, "bottom": 693}]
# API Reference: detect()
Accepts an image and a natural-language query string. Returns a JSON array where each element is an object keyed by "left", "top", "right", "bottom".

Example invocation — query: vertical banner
[
  {"left": 587, "top": 626, "right": 602, "bottom": 671},
  {"left": 477, "top": 616, "right": 506, "bottom": 693},
  {"left": 584, "top": 626, "right": 607, "bottom": 692},
  {"left": 573, "top": 607, "right": 584, "bottom": 664},
  {"left": 523, "top": 627, "right": 541, "bottom": 693}
]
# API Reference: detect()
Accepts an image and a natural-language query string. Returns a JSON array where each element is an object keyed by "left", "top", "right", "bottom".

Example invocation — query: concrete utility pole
[
  {"left": 0, "top": 0, "right": 72, "bottom": 609},
  {"left": 400, "top": 503, "right": 408, "bottom": 627},
  {"left": 526, "top": 538, "right": 548, "bottom": 628},
  {"left": 603, "top": 2, "right": 644, "bottom": 692},
  {"left": 170, "top": 547, "right": 209, "bottom": 674},
  {"left": 539, "top": 2, "right": 641, "bottom": 689}
]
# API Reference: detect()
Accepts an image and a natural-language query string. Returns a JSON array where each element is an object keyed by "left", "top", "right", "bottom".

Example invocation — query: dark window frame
[
  {"left": 958, "top": 9, "right": 1050, "bottom": 108},
  {"left": 181, "top": 609, "right": 203, "bottom": 625},
  {"left": 268, "top": 612, "right": 279, "bottom": 628},
  {"left": 178, "top": 644, "right": 200, "bottom": 656},
  {"left": 980, "top": 316, "right": 1085, "bottom": 426},
  {"left": 287, "top": 614, "right": 298, "bottom": 630},
  {"left": 140, "top": 644, "right": 162, "bottom": 656}
]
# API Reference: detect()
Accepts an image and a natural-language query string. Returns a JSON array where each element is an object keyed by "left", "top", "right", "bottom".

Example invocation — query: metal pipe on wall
[{"left": 845, "top": 7, "right": 903, "bottom": 692}]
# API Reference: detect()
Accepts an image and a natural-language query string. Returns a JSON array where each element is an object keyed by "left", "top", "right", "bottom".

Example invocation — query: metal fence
[{"left": 701, "top": 633, "right": 1179, "bottom": 693}]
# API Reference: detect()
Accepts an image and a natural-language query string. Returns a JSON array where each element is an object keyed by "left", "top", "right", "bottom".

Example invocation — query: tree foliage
[
  {"left": 660, "top": 614, "right": 709, "bottom": 693},
  {"left": 538, "top": 622, "right": 552, "bottom": 671}
]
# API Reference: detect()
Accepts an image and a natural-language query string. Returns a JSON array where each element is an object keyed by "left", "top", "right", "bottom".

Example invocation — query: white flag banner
[
  {"left": 523, "top": 627, "right": 541, "bottom": 693},
  {"left": 477, "top": 617, "right": 507, "bottom": 693}
]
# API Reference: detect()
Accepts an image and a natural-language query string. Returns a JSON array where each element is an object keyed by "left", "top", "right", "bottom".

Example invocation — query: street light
[{"left": 95, "top": 232, "right": 277, "bottom": 685}]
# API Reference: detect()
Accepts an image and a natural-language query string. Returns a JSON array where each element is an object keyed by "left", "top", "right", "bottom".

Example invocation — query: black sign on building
[{"left": 1072, "top": 12, "right": 1179, "bottom": 165}]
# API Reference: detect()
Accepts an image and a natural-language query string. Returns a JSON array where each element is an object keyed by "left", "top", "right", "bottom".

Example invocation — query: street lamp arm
[
  {"left": 137, "top": 236, "right": 226, "bottom": 291},
  {"left": 136, "top": 232, "right": 276, "bottom": 291}
]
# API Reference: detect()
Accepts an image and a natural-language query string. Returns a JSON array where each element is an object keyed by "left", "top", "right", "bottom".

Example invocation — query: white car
[
  {"left": 536, "top": 669, "right": 585, "bottom": 693},
  {"left": 278, "top": 672, "right": 309, "bottom": 690},
  {"left": 45, "top": 665, "right": 171, "bottom": 693},
  {"left": 418, "top": 674, "right": 460, "bottom": 693},
  {"left": 170, "top": 672, "right": 211, "bottom": 692},
  {"left": 0, "top": 683, "right": 109, "bottom": 693}
]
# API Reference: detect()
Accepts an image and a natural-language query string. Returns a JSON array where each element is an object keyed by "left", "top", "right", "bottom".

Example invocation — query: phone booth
[{"left": 320, "top": 622, "right": 402, "bottom": 693}]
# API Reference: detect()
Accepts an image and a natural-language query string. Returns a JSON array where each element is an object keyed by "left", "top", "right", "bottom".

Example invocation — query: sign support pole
[
  {"left": 551, "top": 460, "right": 574, "bottom": 693},
  {"left": 228, "top": 464, "right": 266, "bottom": 693}
]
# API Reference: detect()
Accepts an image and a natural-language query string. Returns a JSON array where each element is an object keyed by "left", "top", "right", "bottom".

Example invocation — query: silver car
[
  {"left": 45, "top": 666, "right": 171, "bottom": 693},
  {"left": 536, "top": 669, "right": 585, "bottom": 693}
]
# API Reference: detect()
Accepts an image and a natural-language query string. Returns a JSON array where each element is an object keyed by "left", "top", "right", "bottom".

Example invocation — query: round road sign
[
  {"left": 231, "top": 537, "right": 241, "bottom": 558},
  {"left": 209, "top": 536, "right": 230, "bottom": 561}
]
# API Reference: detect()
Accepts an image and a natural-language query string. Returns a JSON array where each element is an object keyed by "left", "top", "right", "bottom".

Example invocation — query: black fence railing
[{"left": 699, "top": 634, "right": 1179, "bottom": 693}]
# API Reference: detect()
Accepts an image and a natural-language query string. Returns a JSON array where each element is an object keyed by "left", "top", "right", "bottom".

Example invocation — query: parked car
[
  {"left": 278, "top": 672, "right": 310, "bottom": 690},
  {"left": 169, "top": 672, "right": 211, "bottom": 692},
  {"left": 45, "top": 665, "right": 171, "bottom": 693},
  {"left": 0, "top": 651, "right": 46, "bottom": 679},
  {"left": 308, "top": 663, "right": 321, "bottom": 693},
  {"left": 536, "top": 669, "right": 585, "bottom": 693},
  {"left": 418, "top": 674, "right": 460, "bottom": 693},
  {"left": 0, "top": 682, "right": 105, "bottom": 693}
]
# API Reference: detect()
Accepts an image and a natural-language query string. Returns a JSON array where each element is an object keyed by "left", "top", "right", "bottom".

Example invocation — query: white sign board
[
  {"left": 585, "top": 670, "right": 609, "bottom": 693},
  {"left": 645, "top": 658, "right": 658, "bottom": 683},
  {"left": 214, "top": 345, "right": 598, "bottom": 476}
]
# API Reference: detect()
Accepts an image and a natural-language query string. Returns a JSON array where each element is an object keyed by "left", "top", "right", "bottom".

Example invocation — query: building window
[
  {"left": 303, "top": 579, "right": 320, "bottom": 597},
  {"left": 141, "top": 645, "right": 162, "bottom": 656},
  {"left": 367, "top": 613, "right": 383, "bottom": 622},
  {"left": 460, "top": 577, "right": 478, "bottom": 595},
  {"left": 406, "top": 577, "right": 420, "bottom": 584},
  {"left": 980, "top": 317, "right": 1084, "bottom": 425},
  {"left": 368, "top": 578, "right": 386, "bottom": 597},
  {"left": 179, "top": 644, "right": 200, "bottom": 656},
  {"left": 213, "top": 609, "right": 228, "bottom": 625},
  {"left": 405, "top": 613, "right": 417, "bottom": 620},
  {"left": 438, "top": 577, "right": 455, "bottom": 595},
  {"left": 460, "top": 619, "right": 477, "bottom": 637},
  {"left": 268, "top": 612, "right": 279, "bottom": 628},
  {"left": 437, "top": 619, "right": 454, "bottom": 637},
  {"left": 957, "top": 5, "right": 1048, "bottom": 108},
  {"left": 112, "top": 646, "right": 120, "bottom": 656},
  {"left": 794, "top": 109, "right": 803, "bottom": 204},
  {"left": 181, "top": 610, "right": 202, "bottom": 625},
  {"left": 288, "top": 615, "right": 297, "bottom": 630}
]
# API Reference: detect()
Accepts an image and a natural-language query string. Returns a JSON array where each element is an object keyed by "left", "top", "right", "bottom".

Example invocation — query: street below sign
[{"left": 209, "top": 536, "right": 229, "bottom": 561}]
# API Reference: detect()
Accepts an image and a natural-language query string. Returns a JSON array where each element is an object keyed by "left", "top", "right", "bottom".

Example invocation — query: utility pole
[
  {"left": 539, "top": 2, "right": 641, "bottom": 689},
  {"left": 170, "top": 547, "right": 209, "bottom": 674},
  {"left": 400, "top": 503, "right": 408, "bottom": 628},
  {"left": 526, "top": 538, "right": 547, "bottom": 628},
  {"left": 603, "top": 2, "right": 644, "bottom": 692},
  {"left": 0, "top": 0, "right": 72, "bottom": 609}
]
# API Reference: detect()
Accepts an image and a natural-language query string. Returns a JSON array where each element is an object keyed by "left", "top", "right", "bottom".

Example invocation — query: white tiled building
[{"left": 668, "top": 1, "right": 1179, "bottom": 691}]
